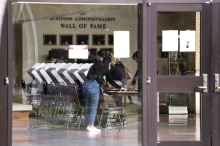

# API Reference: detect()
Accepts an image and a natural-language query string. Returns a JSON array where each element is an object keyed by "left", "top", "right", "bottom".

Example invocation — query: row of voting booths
[
  {"left": 25, "top": 63, "right": 94, "bottom": 121},
  {"left": 27, "top": 63, "right": 93, "bottom": 85}
]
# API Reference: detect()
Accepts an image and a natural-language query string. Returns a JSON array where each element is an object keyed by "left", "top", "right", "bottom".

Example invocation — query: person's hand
[
  {"left": 101, "top": 83, "right": 113, "bottom": 90},
  {"left": 115, "top": 81, "right": 122, "bottom": 86},
  {"left": 120, "top": 88, "right": 127, "bottom": 91},
  {"left": 128, "top": 85, "right": 134, "bottom": 91}
]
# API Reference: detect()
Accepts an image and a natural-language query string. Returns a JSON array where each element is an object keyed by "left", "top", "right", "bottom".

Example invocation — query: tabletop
[{"left": 103, "top": 90, "right": 138, "bottom": 96}]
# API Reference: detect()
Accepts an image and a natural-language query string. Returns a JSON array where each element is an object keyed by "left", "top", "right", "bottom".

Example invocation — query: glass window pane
[
  {"left": 157, "top": 12, "right": 200, "bottom": 76},
  {"left": 158, "top": 92, "right": 201, "bottom": 141},
  {"left": 12, "top": 3, "right": 142, "bottom": 146}
]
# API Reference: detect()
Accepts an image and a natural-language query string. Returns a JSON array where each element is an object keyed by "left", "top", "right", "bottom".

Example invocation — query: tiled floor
[
  {"left": 12, "top": 114, "right": 200, "bottom": 146},
  {"left": 158, "top": 114, "right": 200, "bottom": 141},
  {"left": 13, "top": 122, "right": 138, "bottom": 146}
]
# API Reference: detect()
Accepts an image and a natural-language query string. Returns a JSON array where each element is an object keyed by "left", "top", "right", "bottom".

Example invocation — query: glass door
[
  {"left": 211, "top": 3, "right": 220, "bottom": 146},
  {"left": 145, "top": 3, "right": 211, "bottom": 146}
]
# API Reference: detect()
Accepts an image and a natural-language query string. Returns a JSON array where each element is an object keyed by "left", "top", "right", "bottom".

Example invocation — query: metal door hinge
[
  {"left": 147, "top": 77, "right": 151, "bottom": 84},
  {"left": 147, "top": 1, "right": 151, "bottom": 6},
  {"left": 5, "top": 77, "right": 9, "bottom": 85}
]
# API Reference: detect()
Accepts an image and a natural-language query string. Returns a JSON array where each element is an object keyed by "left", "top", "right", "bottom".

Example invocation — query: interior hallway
[{"left": 12, "top": 114, "right": 200, "bottom": 146}]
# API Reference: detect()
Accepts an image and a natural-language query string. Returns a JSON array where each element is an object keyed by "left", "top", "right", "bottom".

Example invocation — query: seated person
[
  {"left": 47, "top": 57, "right": 64, "bottom": 63},
  {"left": 77, "top": 51, "right": 99, "bottom": 64}
]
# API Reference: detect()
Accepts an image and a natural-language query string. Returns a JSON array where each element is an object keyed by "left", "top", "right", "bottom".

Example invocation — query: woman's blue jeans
[{"left": 82, "top": 79, "right": 100, "bottom": 125}]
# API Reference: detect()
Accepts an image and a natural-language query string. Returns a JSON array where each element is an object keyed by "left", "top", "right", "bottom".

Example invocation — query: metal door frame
[
  {"left": 210, "top": 3, "right": 220, "bottom": 146},
  {"left": 1, "top": 0, "right": 215, "bottom": 146},
  {"left": 146, "top": 3, "right": 212, "bottom": 146},
  {"left": 0, "top": 1, "right": 12, "bottom": 146}
]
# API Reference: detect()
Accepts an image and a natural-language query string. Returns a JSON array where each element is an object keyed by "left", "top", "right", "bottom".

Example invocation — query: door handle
[
  {"left": 215, "top": 74, "right": 220, "bottom": 92},
  {"left": 194, "top": 74, "right": 208, "bottom": 92},
  {"left": 197, "top": 86, "right": 207, "bottom": 89}
]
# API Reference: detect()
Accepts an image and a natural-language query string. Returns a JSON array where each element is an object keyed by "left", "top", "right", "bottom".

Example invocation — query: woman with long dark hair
[{"left": 82, "top": 56, "right": 127, "bottom": 132}]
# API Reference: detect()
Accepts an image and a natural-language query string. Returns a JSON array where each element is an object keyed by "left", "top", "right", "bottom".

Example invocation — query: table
[{"left": 103, "top": 90, "right": 138, "bottom": 107}]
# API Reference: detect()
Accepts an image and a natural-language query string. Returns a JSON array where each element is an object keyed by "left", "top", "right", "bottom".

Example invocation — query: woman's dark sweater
[
  {"left": 110, "top": 61, "right": 126, "bottom": 85},
  {"left": 86, "top": 64, "right": 121, "bottom": 89}
]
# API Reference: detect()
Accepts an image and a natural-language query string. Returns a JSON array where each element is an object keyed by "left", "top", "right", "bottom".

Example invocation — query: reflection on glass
[
  {"left": 157, "top": 12, "right": 200, "bottom": 76},
  {"left": 12, "top": 3, "right": 141, "bottom": 146},
  {"left": 158, "top": 92, "right": 200, "bottom": 141}
]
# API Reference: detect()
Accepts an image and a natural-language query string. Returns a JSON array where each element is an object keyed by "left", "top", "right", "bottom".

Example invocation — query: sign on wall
[
  {"left": 180, "top": 30, "right": 196, "bottom": 52},
  {"left": 50, "top": 15, "right": 116, "bottom": 29},
  {"left": 162, "top": 30, "right": 178, "bottom": 52},
  {"left": 114, "top": 31, "right": 130, "bottom": 58},
  {"left": 68, "top": 45, "right": 88, "bottom": 59}
]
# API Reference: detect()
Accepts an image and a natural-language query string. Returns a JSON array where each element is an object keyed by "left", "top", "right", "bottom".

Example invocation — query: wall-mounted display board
[
  {"left": 49, "top": 48, "right": 68, "bottom": 60},
  {"left": 88, "top": 48, "right": 97, "bottom": 56},
  {"left": 92, "top": 35, "right": 105, "bottom": 45},
  {"left": 43, "top": 34, "right": 57, "bottom": 45},
  {"left": 76, "top": 34, "right": 89, "bottom": 45},
  {"left": 60, "top": 34, "right": 73, "bottom": 46},
  {"left": 108, "top": 34, "right": 113, "bottom": 45},
  {"left": 100, "top": 48, "right": 113, "bottom": 54},
  {"left": 51, "top": 48, "right": 65, "bottom": 50}
]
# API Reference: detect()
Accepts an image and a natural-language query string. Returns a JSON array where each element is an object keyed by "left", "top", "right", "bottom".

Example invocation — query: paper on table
[
  {"left": 180, "top": 31, "right": 196, "bottom": 52},
  {"left": 162, "top": 30, "right": 178, "bottom": 52}
]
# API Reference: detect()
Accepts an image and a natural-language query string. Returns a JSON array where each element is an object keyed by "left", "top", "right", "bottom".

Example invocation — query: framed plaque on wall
[
  {"left": 60, "top": 34, "right": 73, "bottom": 45},
  {"left": 51, "top": 48, "right": 65, "bottom": 50},
  {"left": 108, "top": 34, "right": 113, "bottom": 45},
  {"left": 43, "top": 34, "right": 57, "bottom": 45},
  {"left": 100, "top": 48, "right": 113, "bottom": 54},
  {"left": 76, "top": 34, "right": 89, "bottom": 45},
  {"left": 88, "top": 48, "right": 97, "bottom": 56},
  {"left": 92, "top": 35, "right": 105, "bottom": 45}
]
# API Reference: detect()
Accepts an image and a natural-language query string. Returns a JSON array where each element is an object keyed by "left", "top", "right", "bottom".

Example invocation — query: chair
[
  {"left": 21, "top": 80, "right": 43, "bottom": 105},
  {"left": 98, "top": 89, "right": 130, "bottom": 131},
  {"left": 58, "top": 84, "right": 84, "bottom": 128},
  {"left": 21, "top": 80, "right": 44, "bottom": 116},
  {"left": 39, "top": 83, "right": 57, "bottom": 119}
]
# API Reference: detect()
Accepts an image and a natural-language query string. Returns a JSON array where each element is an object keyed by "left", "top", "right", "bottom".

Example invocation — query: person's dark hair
[
  {"left": 87, "top": 56, "right": 111, "bottom": 84},
  {"left": 132, "top": 51, "right": 138, "bottom": 60},
  {"left": 102, "top": 56, "right": 112, "bottom": 67},
  {"left": 97, "top": 49, "right": 107, "bottom": 57},
  {"left": 47, "top": 56, "right": 55, "bottom": 62}
]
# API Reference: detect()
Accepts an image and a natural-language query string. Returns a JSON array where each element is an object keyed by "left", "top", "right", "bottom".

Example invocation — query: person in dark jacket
[
  {"left": 96, "top": 49, "right": 108, "bottom": 60},
  {"left": 83, "top": 56, "right": 127, "bottom": 132},
  {"left": 128, "top": 51, "right": 138, "bottom": 90},
  {"left": 77, "top": 51, "right": 99, "bottom": 64}
]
